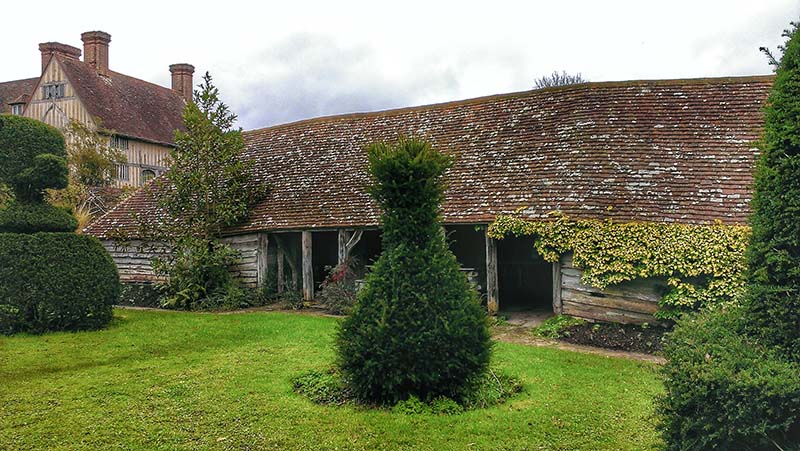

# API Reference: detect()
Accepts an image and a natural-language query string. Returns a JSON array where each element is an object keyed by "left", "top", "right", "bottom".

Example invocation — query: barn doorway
[{"left": 496, "top": 235, "right": 553, "bottom": 313}]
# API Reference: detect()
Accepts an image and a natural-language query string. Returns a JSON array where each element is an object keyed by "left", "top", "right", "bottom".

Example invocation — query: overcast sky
[{"left": 3, "top": 0, "right": 798, "bottom": 130}]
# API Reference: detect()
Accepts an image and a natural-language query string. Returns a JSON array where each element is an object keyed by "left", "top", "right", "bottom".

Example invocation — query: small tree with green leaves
[
  {"left": 149, "top": 72, "right": 263, "bottom": 309},
  {"left": 336, "top": 137, "right": 492, "bottom": 405}
]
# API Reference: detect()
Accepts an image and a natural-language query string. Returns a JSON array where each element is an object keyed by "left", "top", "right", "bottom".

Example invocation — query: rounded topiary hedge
[
  {"left": 0, "top": 233, "right": 120, "bottom": 334},
  {"left": 0, "top": 202, "right": 77, "bottom": 233}
]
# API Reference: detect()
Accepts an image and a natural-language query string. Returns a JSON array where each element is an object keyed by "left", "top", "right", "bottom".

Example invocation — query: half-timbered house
[{"left": 1, "top": 31, "right": 191, "bottom": 188}]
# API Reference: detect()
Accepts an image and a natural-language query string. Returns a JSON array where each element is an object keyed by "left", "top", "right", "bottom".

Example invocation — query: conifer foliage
[
  {"left": 336, "top": 137, "right": 492, "bottom": 404},
  {"left": 745, "top": 23, "right": 800, "bottom": 362}
]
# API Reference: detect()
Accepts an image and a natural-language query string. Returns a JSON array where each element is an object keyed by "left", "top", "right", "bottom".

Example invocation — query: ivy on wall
[{"left": 488, "top": 212, "right": 750, "bottom": 318}]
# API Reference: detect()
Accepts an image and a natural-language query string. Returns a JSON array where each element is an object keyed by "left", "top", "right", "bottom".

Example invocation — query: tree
[
  {"left": 336, "top": 137, "right": 492, "bottom": 404},
  {"left": 533, "top": 70, "right": 586, "bottom": 89},
  {"left": 149, "top": 72, "right": 264, "bottom": 309},
  {"left": 745, "top": 22, "right": 800, "bottom": 362},
  {"left": 63, "top": 119, "right": 126, "bottom": 187}
]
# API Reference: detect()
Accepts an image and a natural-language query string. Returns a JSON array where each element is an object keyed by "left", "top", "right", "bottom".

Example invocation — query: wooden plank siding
[
  {"left": 558, "top": 254, "right": 662, "bottom": 325},
  {"left": 102, "top": 233, "right": 262, "bottom": 288}
]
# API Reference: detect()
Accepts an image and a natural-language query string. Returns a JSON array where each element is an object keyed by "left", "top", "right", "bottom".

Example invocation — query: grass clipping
[{"left": 292, "top": 367, "right": 522, "bottom": 414}]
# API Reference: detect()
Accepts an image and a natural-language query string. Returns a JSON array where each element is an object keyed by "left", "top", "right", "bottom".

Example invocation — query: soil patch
[{"left": 558, "top": 322, "right": 669, "bottom": 355}]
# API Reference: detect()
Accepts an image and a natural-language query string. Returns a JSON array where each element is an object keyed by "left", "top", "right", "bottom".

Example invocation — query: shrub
[
  {"left": 336, "top": 137, "right": 492, "bottom": 404},
  {"left": 153, "top": 238, "right": 240, "bottom": 310},
  {"left": 0, "top": 201, "right": 77, "bottom": 233},
  {"left": 657, "top": 308, "right": 800, "bottom": 450},
  {"left": 317, "top": 257, "right": 360, "bottom": 315},
  {"left": 744, "top": 23, "right": 800, "bottom": 363},
  {"left": 0, "top": 116, "right": 67, "bottom": 202},
  {"left": 0, "top": 233, "right": 120, "bottom": 334}
]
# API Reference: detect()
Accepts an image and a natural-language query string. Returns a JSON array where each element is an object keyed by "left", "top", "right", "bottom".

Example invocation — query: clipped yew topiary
[
  {"left": 336, "top": 137, "right": 492, "bottom": 405},
  {"left": 0, "top": 116, "right": 120, "bottom": 334},
  {"left": 744, "top": 24, "right": 800, "bottom": 363}
]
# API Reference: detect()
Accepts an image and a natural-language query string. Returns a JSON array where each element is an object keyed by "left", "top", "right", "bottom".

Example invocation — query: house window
[
  {"left": 141, "top": 169, "right": 156, "bottom": 185},
  {"left": 43, "top": 83, "right": 65, "bottom": 99},
  {"left": 116, "top": 164, "right": 130, "bottom": 181},
  {"left": 110, "top": 136, "right": 129, "bottom": 150},
  {"left": 10, "top": 104, "right": 23, "bottom": 115}
]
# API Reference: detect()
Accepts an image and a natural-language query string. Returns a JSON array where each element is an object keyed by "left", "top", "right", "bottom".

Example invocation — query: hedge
[{"left": 0, "top": 233, "right": 120, "bottom": 334}]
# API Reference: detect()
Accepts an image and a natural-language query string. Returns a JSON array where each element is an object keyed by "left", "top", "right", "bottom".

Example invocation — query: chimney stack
[
  {"left": 39, "top": 42, "right": 81, "bottom": 73},
  {"left": 81, "top": 31, "right": 111, "bottom": 73},
  {"left": 169, "top": 64, "right": 195, "bottom": 101}
]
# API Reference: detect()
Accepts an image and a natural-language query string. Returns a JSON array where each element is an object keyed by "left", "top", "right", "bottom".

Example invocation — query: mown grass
[{"left": 0, "top": 309, "right": 663, "bottom": 450}]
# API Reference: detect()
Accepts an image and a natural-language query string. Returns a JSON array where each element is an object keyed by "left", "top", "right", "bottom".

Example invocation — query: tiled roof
[
  {"left": 0, "top": 77, "right": 37, "bottom": 113},
  {"left": 85, "top": 75, "right": 773, "bottom": 239},
  {"left": 58, "top": 56, "right": 186, "bottom": 145}
]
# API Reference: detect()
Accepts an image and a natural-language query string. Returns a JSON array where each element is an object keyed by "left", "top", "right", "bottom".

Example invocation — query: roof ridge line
[{"left": 244, "top": 73, "right": 775, "bottom": 135}]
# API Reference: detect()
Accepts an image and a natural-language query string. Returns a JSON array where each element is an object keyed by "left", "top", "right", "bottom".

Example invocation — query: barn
[{"left": 84, "top": 75, "right": 772, "bottom": 323}]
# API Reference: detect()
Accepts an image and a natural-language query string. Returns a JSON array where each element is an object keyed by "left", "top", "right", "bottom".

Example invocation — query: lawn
[{"left": 0, "top": 309, "right": 663, "bottom": 451}]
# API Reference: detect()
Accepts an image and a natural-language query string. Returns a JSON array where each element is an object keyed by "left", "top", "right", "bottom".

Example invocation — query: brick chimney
[
  {"left": 169, "top": 64, "right": 195, "bottom": 101},
  {"left": 81, "top": 31, "right": 111, "bottom": 73},
  {"left": 39, "top": 42, "right": 81, "bottom": 73}
]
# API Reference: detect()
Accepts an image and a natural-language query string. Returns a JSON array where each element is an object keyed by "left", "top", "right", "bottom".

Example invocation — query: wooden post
[
  {"left": 276, "top": 238, "right": 285, "bottom": 294},
  {"left": 337, "top": 229, "right": 350, "bottom": 265},
  {"left": 256, "top": 232, "right": 269, "bottom": 288},
  {"left": 552, "top": 260, "right": 562, "bottom": 314},
  {"left": 302, "top": 231, "right": 313, "bottom": 301},
  {"left": 485, "top": 230, "right": 499, "bottom": 314}
]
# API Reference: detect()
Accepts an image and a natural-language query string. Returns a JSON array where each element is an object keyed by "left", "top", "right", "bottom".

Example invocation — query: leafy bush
[
  {"left": 743, "top": 23, "right": 800, "bottom": 363},
  {"left": 532, "top": 314, "right": 587, "bottom": 339},
  {"left": 657, "top": 308, "right": 800, "bottom": 450},
  {"left": 153, "top": 238, "right": 240, "bottom": 310},
  {"left": 0, "top": 201, "right": 77, "bottom": 233},
  {"left": 317, "top": 257, "right": 360, "bottom": 315},
  {"left": 0, "top": 233, "right": 120, "bottom": 334},
  {"left": 336, "top": 137, "right": 492, "bottom": 404}
]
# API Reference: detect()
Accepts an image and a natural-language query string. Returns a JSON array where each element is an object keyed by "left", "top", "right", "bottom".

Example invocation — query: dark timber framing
[
  {"left": 485, "top": 229, "right": 499, "bottom": 314},
  {"left": 301, "top": 231, "right": 313, "bottom": 301}
]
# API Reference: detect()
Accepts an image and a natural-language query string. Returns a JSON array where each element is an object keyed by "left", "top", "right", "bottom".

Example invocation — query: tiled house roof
[
  {"left": 0, "top": 77, "right": 37, "bottom": 114},
  {"left": 85, "top": 75, "right": 773, "bottom": 239},
  {"left": 58, "top": 56, "right": 186, "bottom": 144}
]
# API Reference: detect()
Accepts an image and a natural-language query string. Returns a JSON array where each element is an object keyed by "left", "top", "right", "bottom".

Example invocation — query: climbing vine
[{"left": 488, "top": 212, "right": 750, "bottom": 319}]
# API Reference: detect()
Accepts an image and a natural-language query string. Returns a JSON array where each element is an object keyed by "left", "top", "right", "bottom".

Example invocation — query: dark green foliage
[
  {"left": 336, "top": 137, "right": 492, "bottom": 404},
  {"left": 745, "top": 24, "right": 800, "bottom": 362},
  {"left": 0, "top": 233, "right": 120, "bottom": 334},
  {"left": 148, "top": 73, "right": 263, "bottom": 310},
  {"left": 657, "top": 308, "right": 800, "bottom": 450},
  {"left": 0, "top": 115, "right": 67, "bottom": 202},
  {"left": 153, "top": 238, "right": 240, "bottom": 310},
  {"left": 0, "top": 201, "right": 77, "bottom": 233}
]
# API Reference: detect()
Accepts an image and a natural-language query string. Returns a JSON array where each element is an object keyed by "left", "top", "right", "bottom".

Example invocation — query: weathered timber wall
[
  {"left": 558, "top": 253, "right": 662, "bottom": 325},
  {"left": 102, "top": 240, "right": 170, "bottom": 284},
  {"left": 102, "top": 233, "right": 262, "bottom": 288}
]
